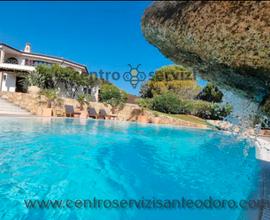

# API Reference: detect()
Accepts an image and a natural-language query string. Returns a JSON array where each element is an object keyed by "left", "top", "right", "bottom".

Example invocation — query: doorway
[{"left": 15, "top": 76, "right": 27, "bottom": 93}]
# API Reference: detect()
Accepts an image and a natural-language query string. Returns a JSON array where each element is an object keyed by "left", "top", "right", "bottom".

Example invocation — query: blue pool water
[{"left": 0, "top": 117, "right": 261, "bottom": 220}]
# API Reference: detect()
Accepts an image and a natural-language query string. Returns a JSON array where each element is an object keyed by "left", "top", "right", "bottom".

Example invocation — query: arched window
[{"left": 5, "top": 57, "right": 19, "bottom": 64}]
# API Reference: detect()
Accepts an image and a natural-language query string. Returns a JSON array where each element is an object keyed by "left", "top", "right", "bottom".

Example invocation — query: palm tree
[{"left": 77, "top": 94, "right": 87, "bottom": 110}]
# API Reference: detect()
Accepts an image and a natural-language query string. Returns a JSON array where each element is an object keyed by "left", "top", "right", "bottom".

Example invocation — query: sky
[{"left": 0, "top": 1, "right": 174, "bottom": 95}]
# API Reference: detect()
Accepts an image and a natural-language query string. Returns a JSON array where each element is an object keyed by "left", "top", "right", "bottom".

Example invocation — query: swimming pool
[{"left": 0, "top": 117, "right": 262, "bottom": 220}]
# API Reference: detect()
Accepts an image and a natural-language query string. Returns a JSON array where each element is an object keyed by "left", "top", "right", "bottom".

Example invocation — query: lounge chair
[
  {"left": 98, "top": 109, "right": 117, "bottom": 120},
  {"left": 88, "top": 107, "right": 98, "bottom": 119},
  {"left": 64, "top": 105, "right": 81, "bottom": 117}
]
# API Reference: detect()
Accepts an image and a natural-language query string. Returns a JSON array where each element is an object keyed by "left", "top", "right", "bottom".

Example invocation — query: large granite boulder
[{"left": 142, "top": 1, "right": 270, "bottom": 103}]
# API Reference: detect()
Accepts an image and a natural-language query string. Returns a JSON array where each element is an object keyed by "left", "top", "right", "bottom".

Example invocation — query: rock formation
[{"left": 142, "top": 1, "right": 270, "bottom": 103}]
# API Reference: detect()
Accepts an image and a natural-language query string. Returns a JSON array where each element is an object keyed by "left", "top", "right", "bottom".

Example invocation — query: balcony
[{"left": 0, "top": 63, "right": 35, "bottom": 72}]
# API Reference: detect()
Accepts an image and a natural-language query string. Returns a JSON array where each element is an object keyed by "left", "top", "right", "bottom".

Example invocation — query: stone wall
[
  {"left": 0, "top": 91, "right": 112, "bottom": 117},
  {"left": 114, "top": 104, "right": 209, "bottom": 129},
  {"left": 0, "top": 91, "right": 209, "bottom": 129},
  {"left": 116, "top": 104, "right": 142, "bottom": 121},
  {"left": 141, "top": 110, "right": 209, "bottom": 129},
  {"left": 0, "top": 91, "right": 45, "bottom": 115}
]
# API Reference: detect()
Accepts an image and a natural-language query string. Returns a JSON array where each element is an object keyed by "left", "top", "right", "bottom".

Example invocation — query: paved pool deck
[
  {"left": 253, "top": 137, "right": 270, "bottom": 220},
  {"left": 256, "top": 137, "right": 270, "bottom": 162}
]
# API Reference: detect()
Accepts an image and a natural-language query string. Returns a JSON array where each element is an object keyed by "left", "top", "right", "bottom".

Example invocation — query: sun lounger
[
  {"left": 98, "top": 109, "right": 117, "bottom": 120},
  {"left": 64, "top": 105, "right": 81, "bottom": 117},
  {"left": 65, "top": 105, "right": 74, "bottom": 117},
  {"left": 88, "top": 107, "right": 98, "bottom": 119}
]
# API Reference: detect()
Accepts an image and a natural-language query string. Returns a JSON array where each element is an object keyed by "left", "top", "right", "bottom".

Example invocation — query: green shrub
[
  {"left": 136, "top": 98, "right": 153, "bottom": 109},
  {"left": 151, "top": 93, "right": 182, "bottom": 114},
  {"left": 186, "top": 100, "right": 232, "bottom": 120},
  {"left": 84, "top": 94, "right": 93, "bottom": 103},
  {"left": 138, "top": 67, "right": 232, "bottom": 120},
  {"left": 139, "top": 82, "right": 153, "bottom": 98},
  {"left": 197, "top": 83, "right": 223, "bottom": 103},
  {"left": 40, "top": 89, "right": 58, "bottom": 101},
  {"left": 217, "top": 104, "right": 233, "bottom": 119},
  {"left": 99, "top": 83, "right": 127, "bottom": 107},
  {"left": 149, "top": 96, "right": 232, "bottom": 120},
  {"left": 25, "top": 64, "right": 100, "bottom": 98},
  {"left": 24, "top": 70, "right": 45, "bottom": 88}
]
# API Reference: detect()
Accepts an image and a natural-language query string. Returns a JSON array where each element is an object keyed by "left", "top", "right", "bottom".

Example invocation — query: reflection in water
[
  {"left": 40, "top": 117, "right": 52, "bottom": 125},
  {"left": 79, "top": 118, "right": 87, "bottom": 126},
  {"left": 0, "top": 117, "right": 263, "bottom": 220}
]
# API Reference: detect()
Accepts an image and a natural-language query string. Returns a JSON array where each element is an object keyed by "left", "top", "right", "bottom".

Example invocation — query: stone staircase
[{"left": 0, "top": 97, "right": 32, "bottom": 116}]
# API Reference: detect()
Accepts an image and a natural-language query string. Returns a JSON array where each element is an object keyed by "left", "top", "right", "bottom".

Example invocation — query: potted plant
[
  {"left": 99, "top": 83, "right": 127, "bottom": 115},
  {"left": 39, "top": 89, "right": 58, "bottom": 117},
  {"left": 54, "top": 98, "right": 64, "bottom": 117},
  {"left": 24, "top": 71, "right": 43, "bottom": 94},
  {"left": 28, "top": 86, "right": 40, "bottom": 95},
  {"left": 76, "top": 94, "right": 89, "bottom": 119},
  {"left": 77, "top": 94, "right": 88, "bottom": 111}
]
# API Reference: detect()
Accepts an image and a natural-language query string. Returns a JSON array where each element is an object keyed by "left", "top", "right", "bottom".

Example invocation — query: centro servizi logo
[{"left": 89, "top": 64, "right": 154, "bottom": 88}]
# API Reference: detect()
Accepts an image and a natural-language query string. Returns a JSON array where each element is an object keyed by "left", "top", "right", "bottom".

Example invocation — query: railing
[{"left": 0, "top": 63, "right": 35, "bottom": 72}]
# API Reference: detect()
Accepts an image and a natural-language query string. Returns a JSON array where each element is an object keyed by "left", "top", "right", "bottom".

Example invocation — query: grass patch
[
  {"left": 150, "top": 110, "right": 210, "bottom": 127},
  {"left": 169, "top": 114, "right": 209, "bottom": 126}
]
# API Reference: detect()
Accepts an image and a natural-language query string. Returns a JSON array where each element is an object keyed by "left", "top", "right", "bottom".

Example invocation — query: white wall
[
  {"left": 1, "top": 73, "right": 16, "bottom": 92},
  {"left": 91, "top": 86, "right": 99, "bottom": 102},
  {"left": 0, "top": 50, "right": 5, "bottom": 63}
]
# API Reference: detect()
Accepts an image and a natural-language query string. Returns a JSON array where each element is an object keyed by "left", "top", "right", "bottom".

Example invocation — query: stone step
[
  {"left": 0, "top": 102, "right": 18, "bottom": 108},
  {"left": 0, "top": 97, "right": 32, "bottom": 116},
  {"left": 0, "top": 105, "right": 28, "bottom": 110},
  {"left": 0, "top": 110, "right": 32, "bottom": 115}
]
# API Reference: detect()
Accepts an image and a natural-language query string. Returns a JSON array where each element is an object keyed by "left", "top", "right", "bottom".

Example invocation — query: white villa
[{"left": 0, "top": 42, "right": 95, "bottom": 95}]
